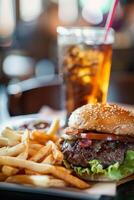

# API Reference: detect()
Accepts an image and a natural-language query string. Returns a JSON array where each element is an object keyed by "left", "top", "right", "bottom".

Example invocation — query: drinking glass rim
[
  {"left": 57, "top": 26, "right": 114, "bottom": 45},
  {"left": 57, "top": 26, "right": 114, "bottom": 35}
]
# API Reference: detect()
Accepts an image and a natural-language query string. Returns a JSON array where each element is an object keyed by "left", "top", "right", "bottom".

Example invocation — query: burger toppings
[
  {"left": 79, "top": 139, "right": 92, "bottom": 148},
  {"left": 80, "top": 133, "right": 134, "bottom": 142},
  {"left": 64, "top": 127, "right": 134, "bottom": 142},
  {"left": 61, "top": 139, "right": 134, "bottom": 168}
]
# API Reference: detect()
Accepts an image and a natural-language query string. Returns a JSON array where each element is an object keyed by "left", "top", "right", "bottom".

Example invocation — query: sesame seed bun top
[{"left": 68, "top": 103, "right": 134, "bottom": 137}]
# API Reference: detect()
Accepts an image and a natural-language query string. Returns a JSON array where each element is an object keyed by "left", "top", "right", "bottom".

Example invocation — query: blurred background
[{"left": 0, "top": 0, "right": 134, "bottom": 120}]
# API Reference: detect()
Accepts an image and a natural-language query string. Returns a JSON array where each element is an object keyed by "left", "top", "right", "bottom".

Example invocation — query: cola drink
[{"left": 57, "top": 27, "right": 114, "bottom": 117}]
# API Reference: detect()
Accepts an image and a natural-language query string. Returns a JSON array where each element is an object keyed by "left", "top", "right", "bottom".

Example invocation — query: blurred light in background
[
  {"left": 80, "top": 0, "right": 111, "bottom": 13},
  {"left": 81, "top": 0, "right": 112, "bottom": 24},
  {"left": 0, "top": 0, "right": 15, "bottom": 37},
  {"left": 20, "top": 0, "right": 42, "bottom": 22},
  {"left": 82, "top": 3, "right": 103, "bottom": 24},
  {"left": 58, "top": 0, "right": 78, "bottom": 24},
  {"left": 3, "top": 55, "right": 34, "bottom": 78}
]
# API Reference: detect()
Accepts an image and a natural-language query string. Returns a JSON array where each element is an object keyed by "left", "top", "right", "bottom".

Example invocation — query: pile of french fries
[{"left": 0, "top": 119, "right": 89, "bottom": 189}]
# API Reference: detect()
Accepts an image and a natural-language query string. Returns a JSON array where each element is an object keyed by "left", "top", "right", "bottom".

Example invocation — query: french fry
[
  {"left": 0, "top": 143, "right": 25, "bottom": 156},
  {"left": 48, "top": 141, "right": 63, "bottom": 164},
  {"left": 30, "top": 143, "right": 43, "bottom": 151},
  {"left": 28, "top": 133, "right": 52, "bottom": 168},
  {"left": 2, "top": 127, "right": 21, "bottom": 141},
  {"left": 6, "top": 175, "right": 66, "bottom": 188},
  {"left": 2, "top": 127, "right": 21, "bottom": 146},
  {"left": 0, "top": 156, "right": 53, "bottom": 174},
  {"left": 28, "top": 119, "right": 59, "bottom": 140},
  {"left": 25, "top": 169, "right": 40, "bottom": 175},
  {"left": 55, "top": 138, "right": 62, "bottom": 149},
  {"left": 42, "top": 154, "right": 55, "bottom": 164},
  {"left": 8, "top": 140, "right": 19, "bottom": 147},
  {"left": 2, "top": 149, "right": 30, "bottom": 177},
  {"left": 51, "top": 166, "right": 90, "bottom": 189},
  {"left": 29, "top": 140, "right": 41, "bottom": 144},
  {"left": 21, "top": 130, "right": 29, "bottom": 143},
  {"left": 25, "top": 135, "right": 43, "bottom": 175},
  {"left": 2, "top": 131, "right": 30, "bottom": 177},
  {"left": 0, "top": 172, "right": 7, "bottom": 181},
  {"left": 2, "top": 166, "right": 18, "bottom": 176},
  {"left": 18, "top": 151, "right": 28, "bottom": 159},
  {"left": 54, "top": 166, "right": 71, "bottom": 174},
  {"left": 47, "top": 119, "right": 59, "bottom": 135},
  {"left": 0, "top": 125, "right": 90, "bottom": 189},
  {"left": 1, "top": 153, "right": 28, "bottom": 177},
  {"left": 30, "top": 143, "right": 52, "bottom": 162},
  {"left": 29, "top": 148, "right": 37, "bottom": 157},
  {"left": 0, "top": 156, "right": 90, "bottom": 189},
  {"left": 0, "top": 137, "right": 8, "bottom": 147},
  {"left": 21, "top": 130, "right": 29, "bottom": 160},
  {"left": 30, "top": 131, "right": 51, "bottom": 144}
]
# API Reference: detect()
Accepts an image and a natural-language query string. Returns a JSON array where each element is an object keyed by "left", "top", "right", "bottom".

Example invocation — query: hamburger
[{"left": 61, "top": 103, "right": 134, "bottom": 181}]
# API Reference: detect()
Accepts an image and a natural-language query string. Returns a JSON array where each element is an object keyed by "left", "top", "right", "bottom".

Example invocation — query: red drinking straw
[{"left": 104, "top": 0, "right": 119, "bottom": 42}]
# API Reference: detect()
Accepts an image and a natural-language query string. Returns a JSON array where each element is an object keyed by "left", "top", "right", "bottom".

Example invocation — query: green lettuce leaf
[
  {"left": 107, "top": 162, "right": 121, "bottom": 180},
  {"left": 74, "top": 166, "right": 91, "bottom": 176},
  {"left": 73, "top": 150, "right": 134, "bottom": 180},
  {"left": 88, "top": 160, "right": 105, "bottom": 174}
]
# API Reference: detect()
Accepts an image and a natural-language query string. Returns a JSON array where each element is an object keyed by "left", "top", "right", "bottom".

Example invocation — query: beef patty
[{"left": 61, "top": 139, "right": 134, "bottom": 168}]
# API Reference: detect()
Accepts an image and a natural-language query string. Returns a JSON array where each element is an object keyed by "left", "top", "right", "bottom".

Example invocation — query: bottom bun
[
  {"left": 76, "top": 171, "right": 134, "bottom": 182},
  {"left": 77, "top": 173, "right": 114, "bottom": 182}
]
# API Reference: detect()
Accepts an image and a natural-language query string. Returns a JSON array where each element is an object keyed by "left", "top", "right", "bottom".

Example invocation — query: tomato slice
[
  {"left": 80, "top": 132, "right": 134, "bottom": 142},
  {"left": 79, "top": 139, "right": 92, "bottom": 148}
]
